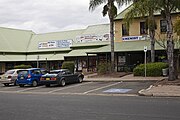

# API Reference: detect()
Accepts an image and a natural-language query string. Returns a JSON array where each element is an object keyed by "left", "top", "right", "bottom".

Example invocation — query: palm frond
[
  {"left": 116, "top": 0, "right": 133, "bottom": 7},
  {"left": 102, "top": 4, "right": 109, "bottom": 16},
  {"left": 111, "top": 4, "right": 118, "bottom": 17},
  {"left": 89, "top": 0, "right": 107, "bottom": 11}
]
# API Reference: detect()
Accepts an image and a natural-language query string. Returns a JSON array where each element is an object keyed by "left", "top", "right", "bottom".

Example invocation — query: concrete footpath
[{"left": 84, "top": 73, "right": 180, "bottom": 97}]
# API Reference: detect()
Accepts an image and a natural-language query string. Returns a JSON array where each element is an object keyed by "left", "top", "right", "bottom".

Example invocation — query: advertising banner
[
  {"left": 76, "top": 33, "right": 110, "bottom": 43},
  {"left": 122, "top": 35, "right": 150, "bottom": 41},
  {"left": 38, "top": 40, "right": 72, "bottom": 49}
]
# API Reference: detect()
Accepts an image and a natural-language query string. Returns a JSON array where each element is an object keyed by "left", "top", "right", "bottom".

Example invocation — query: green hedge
[
  {"left": 14, "top": 64, "right": 32, "bottom": 69},
  {"left": 97, "top": 62, "right": 110, "bottom": 74},
  {"left": 62, "top": 61, "right": 75, "bottom": 73},
  {"left": 133, "top": 62, "right": 168, "bottom": 76}
]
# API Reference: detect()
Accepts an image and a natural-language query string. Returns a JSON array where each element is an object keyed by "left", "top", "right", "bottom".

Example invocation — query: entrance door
[{"left": 117, "top": 55, "right": 126, "bottom": 72}]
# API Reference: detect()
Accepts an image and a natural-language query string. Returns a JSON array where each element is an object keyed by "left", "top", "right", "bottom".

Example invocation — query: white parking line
[
  {"left": 16, "top": 86, "right": 43, "bottom": 92},
  {"left": 0, "top": 86, "right": 17, "bottom": 90},
  {"left": 48, "top": 82, "right": 93, "bottom": 93},
  {"left": 83, "top": 82, "right": 122, "bottom": 94}
]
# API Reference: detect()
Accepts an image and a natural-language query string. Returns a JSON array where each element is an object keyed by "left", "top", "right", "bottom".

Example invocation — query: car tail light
[
  {"left": 27, "top": 74, "right": 31, "bottom": 78},
  {"left": 51, "top": 77, "right": 57, "bottom": 80},
  {"left": 40, "top": 77, "right": 45, "bottom": 80}
]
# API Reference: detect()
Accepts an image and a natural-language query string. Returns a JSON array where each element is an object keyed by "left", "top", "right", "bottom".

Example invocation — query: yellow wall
[{"left": 114, "top": 14, "right": 179, "bottom": 42}]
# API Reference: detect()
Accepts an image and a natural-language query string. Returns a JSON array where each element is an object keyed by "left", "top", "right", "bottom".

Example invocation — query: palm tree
[
  {"left": 89, "top": 0, "right": 131, "bottom": 73},
  {"left": 124, "top": 0, "right": 158, "bottom": 63}
]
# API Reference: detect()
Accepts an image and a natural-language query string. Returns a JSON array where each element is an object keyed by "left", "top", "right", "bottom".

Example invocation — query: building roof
[
  {"left": 115, "top": 4, "right": 180, "bottom": 20},
  {"left": 0, "top": 27, "right": 34, "bottom": 52},
  {"left": 81, "top": 24, "right": 109, "bottom": 35},
  {"left": 26, "top": 29, "right": 84, "bottom": 52},
  {"left": 0, "top": 24, "right": 111, "bottom": 61},
  {"left": 0, "top": 24, "right": 110, "bottom": 54},
  {"left": 115, "top": 4, "right": 133, "bottom": 20}
]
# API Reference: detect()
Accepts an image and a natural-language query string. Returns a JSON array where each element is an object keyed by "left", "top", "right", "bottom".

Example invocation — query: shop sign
[
  {"left": 58, "top": 40, "right": 72, "bottom": 48},
  {"left": 38, "top": 40, "right": 72, "bottom": 49},
  {"left": 122, "top": 35, "right": 150, "bottom": 41},
  {"left": 76, "top": 33, "right": 110, "bottom": 43},
  {"left": 38, "top": 41, "right": 57, "bottom": 49}
]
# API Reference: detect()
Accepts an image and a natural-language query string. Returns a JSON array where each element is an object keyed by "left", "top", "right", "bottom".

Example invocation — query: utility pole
[{"left": 37, "top": 55, "right": 39, "bottom": 68}]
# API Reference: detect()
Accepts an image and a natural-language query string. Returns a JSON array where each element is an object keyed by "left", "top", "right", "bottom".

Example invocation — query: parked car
[
  {"left": 0, "top": 69, "right": 24, "bottom": 86},
  {"left": 16, "top": 68, "right": 44, "bottom": 87},
  {"left": 40, "top": 69, "right": 84, "bottom": 87}
]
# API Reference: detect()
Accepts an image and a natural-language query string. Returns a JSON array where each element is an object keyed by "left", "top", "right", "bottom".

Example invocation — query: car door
[
  {"left": 61, "top": 70, "right": 73, "bottom": 83},
  {"left": 32, "top": 69, "right": 42, "bottom": 82},
  {"left": 66, "top": 70, "right": 77, "bottom": 83}
]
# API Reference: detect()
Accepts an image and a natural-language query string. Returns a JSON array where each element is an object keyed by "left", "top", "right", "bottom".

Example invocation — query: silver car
[{"left": 0, "top": 69, "right": 23, "bottom": 86}]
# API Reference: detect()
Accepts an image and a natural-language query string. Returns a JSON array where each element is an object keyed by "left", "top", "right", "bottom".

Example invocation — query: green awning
[
  {"left": 26, "top": 53, "right": 65, "bottom": 61},
  {"left": 71, "top": 41, "right": 109, "bottom": 48},
  {"left": 87, "top": 40, "right": 166, "bottom": 54},
  {"left": 65, "top": 49, "right": 96, "bottom": 57},
  {"left": 0, "top": 55, "right": 26, "bottom": 61}
]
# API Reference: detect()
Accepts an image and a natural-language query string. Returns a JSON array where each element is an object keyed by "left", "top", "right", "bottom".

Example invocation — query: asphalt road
[
  {"left": 0, "top": 93, "right": 180, "bottom": 120},
  {"left": 0, "top": 81, "right": 153, "bottom": 95}
]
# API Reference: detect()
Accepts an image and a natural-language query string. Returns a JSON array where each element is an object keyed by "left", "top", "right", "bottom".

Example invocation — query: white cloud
[{"left": 0, "top": 0, "right": 126, "bottom": 33}]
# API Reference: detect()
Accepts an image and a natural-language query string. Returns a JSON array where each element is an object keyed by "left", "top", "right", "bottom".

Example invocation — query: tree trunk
[
  {"left": 166, "top": 11, "right": 175, "bottom": 81},
  {"left": 110, "top": 18, "right": 115, "bottom": 73},
  {"left": 149, "top": 9, "right": 155, "bottom": 63},
  {"left": 149, "top": 29, "right": 155, "bottom": 63},
  {"left": 108, "top": 0, "right": 115, "bottom": 73}
]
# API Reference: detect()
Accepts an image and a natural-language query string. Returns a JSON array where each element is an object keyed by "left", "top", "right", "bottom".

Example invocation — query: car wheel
[
  {"left": 78, "top": 77, "right": 83, "bottom": 83},
  {"left": 3, "top": 83, "right": 9, "bottom": 86},
  {"left": 32, "top": 80, "right": 38, "bottom": 87},
  {"left": 19, "top": 84, "right": 24, "bottom": 87},
  {"left": 60, "top": 79, "right": 65, "bottom": 87},
  {"left": 45, "top": 84, "right": 50, "bottom": 87},
  {"left": 14, "top": 80, "right": 17, "bottom": 86}
]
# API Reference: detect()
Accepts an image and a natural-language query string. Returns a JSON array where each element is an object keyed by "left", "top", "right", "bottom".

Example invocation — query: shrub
[
  {"left": 14, "top": 64, "right": 32, "bottom": 69},
  {"left": 97, "top": 62, "right": 110, "bottom": 74},
  {"left": 133, "top": 62, "right": 168, "bottom": 76},
  {"left": 62, "top": 61, "right": 75, "bottom": 73}
]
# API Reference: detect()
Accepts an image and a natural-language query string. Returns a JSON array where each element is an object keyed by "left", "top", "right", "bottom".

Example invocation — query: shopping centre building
[{"left": 0, "top": 6, "right": 179, "bottom": 73}]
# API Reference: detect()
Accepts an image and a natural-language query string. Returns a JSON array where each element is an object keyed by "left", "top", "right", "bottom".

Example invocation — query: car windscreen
[
  {"left": 50, "top": 71, "right": 63, "bottom": 74},
  {"left": 41, "top": 70, "right": 49, "bottom": 75},
  {"left": 5, "top": 70, "right": 15, "bottom": 74},
  {"left": 18, "top": 70, "right": 28, "bottom": 75}
]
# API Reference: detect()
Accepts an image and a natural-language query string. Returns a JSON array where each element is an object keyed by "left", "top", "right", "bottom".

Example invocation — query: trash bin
[{"left": 162, "top": 68, "right": 168, "bottom": 76}]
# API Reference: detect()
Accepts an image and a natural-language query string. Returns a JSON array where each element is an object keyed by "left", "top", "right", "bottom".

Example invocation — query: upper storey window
[
  {"left": 160, "top": 20, "right": 167, "bottom": 33},
  {"left": 140, "top": 22, "right": 148, "bottom": 34},
  {"left": 122, "top": 24, "right": 129, "bottom": 36}
]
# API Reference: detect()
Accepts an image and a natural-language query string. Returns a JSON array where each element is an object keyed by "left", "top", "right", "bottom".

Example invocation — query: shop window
[
  {"left": 160, "top": 20, "right": 167, "bottom": 33},
  {"left": 140, "top": 22, "right": 148, "bottom": 34},
  {"left": 122, "top": 24, "right": 129, "bottom": 36}
]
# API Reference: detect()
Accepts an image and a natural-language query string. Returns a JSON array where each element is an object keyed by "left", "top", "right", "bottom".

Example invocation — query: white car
[{"left": 0, "top": 69, "right": 24, "bottom": 86}]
